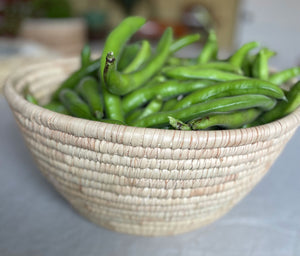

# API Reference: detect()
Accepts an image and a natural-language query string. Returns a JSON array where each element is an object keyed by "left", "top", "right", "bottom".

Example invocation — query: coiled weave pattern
[{"left": 4, "top": 58, "right": 300, "bottom": 236}]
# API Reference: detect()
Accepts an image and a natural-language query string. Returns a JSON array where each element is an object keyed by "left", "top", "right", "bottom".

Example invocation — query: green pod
[
  {"left": 269, "top": 67, "right": 300, "bottom": 85},
  {"left": 168, "top": 116, "right": 191, "bottom": 130},
  {"left": 130, "top": 94, "right": 277, "bottom": 128},
  {"left": 59, "top": 89, "right": 95, "bottom": 120},
  {"left": 123, "top": 40, "right": 152, "bottom": 74},
  {"left": 100, "top": 16, "right": 146, "bottom": 83},
  {"left": 197, "top": 30, "right": 218, "bottom": 64},
  {"left": 189, "top": 109, "right": 262, "bottom": 130},
  {"left": 75, "top": 77, "right": 103, "bottom": 120},
  {"left": 162, "top": 98, "right": 178, "bottom": 111},
  {"left": 52, "top": 58, "right": 100, "bottom": 100},
  {"left": 125, "top": 108, "right": 143, "bottom": 124},
  {"left": 81, "top": 44, "right": 92, "bottom": 68},
  {"left": 122, "top": 79, "right": 215, "bottom": 113},
  {"left": 43, "top": 101, "right": 69, "bottom": 114},
  {"left": 163, "top": 67, "right": 246, "bottom": 81},
  {"left": 139, "top": 96, "right": 163, "bottom": 119},
  {"left": 117, "top": 42, "right": 141, "bottom": 71},
  {"left": 229, "top": 41, "right": 260, "bottom": 68},
  {"left": 104, "top": 27, "right": 173, "bottom": 95},
  {"left": 102, "top": 87, "right": 124, "bottom": 122},
  {"left": 176, "top": 62, "right": 243, "bottom": 74},
  {"left": 25, "top": 93, "right": 39, "bottom": 105},
  {"left": 166, "top": 57, "right": 195, "bottom": 66},
  {"left": 254, "top": 81, "right": 300, "bottom": 124},
  {"left": 252, "top": 48, "right": 276, "bottom": 80},
  {"left": 174, "top": 79, "right": 286, "bottom": 110},
  {"left": 170, "top": 33, "right": 201, "bottom": 54}
]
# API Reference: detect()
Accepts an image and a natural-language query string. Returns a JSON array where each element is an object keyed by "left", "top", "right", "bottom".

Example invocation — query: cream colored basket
[{"left": 4, "top": 58, "right": 300, "bottom": 236}]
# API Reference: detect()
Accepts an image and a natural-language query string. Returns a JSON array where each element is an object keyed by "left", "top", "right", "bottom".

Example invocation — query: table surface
[{"left": 1, "top": 95, "right": 300, "bottom": 256}]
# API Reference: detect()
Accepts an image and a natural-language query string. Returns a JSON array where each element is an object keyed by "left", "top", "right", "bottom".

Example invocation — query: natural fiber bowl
[{"left": 4, "top": 57, "right": 300, "bottom": 236}]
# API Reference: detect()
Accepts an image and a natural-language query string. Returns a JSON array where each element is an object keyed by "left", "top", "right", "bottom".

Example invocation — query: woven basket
[{"left": 4, "top": 58, "right": 300, "bottom": 236}]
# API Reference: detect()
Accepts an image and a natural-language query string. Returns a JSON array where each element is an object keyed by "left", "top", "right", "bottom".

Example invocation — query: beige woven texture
[{"left": 4, "top": 58, "right": 300, "bottom": 236}]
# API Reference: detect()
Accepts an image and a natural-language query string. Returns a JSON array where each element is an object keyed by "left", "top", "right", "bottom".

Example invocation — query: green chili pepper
[
  {"left": 163, "top": 67, "right": 246, "bottom": 81},
  {"left": 123, "top": 40, "right": 152, "bottom": 74},
  {"left": 170, "top": 33, "right": 201, "bottom": 54},
  {"left": 52, "top": 58, "right": 100, "bottom": 100},
  {"left": 253, "top": 81, "right": 300, "bottom": 124},
  {"left": 197, "top": 30, "right": 218, "bottom": 64},
  {"left": 43, "top": 101, "right": 69, "bottom": 114},
  {"left": 100, "top": 16, "right": 146, "bottom": 84},
  {"left": 122, "top": 79, "right": 215, "bottom": 113},
  {"left": 269, "top": 67, "right": 300, "bottom": 85},
  {"left": 81, "top": 44, "right": 92, "bottom": 68},
  {"left": 130, "top": 94, "right": 276, "bottom": 128},
  {"left": 189, "top": 109, "right": 262, "bottom": 130},
  {"left": 168, "top": 116, "right": 191, "bottom": 130},
  {"left": 229, "top": 41, "right": 260, "bottom": 68},
  {"left": 75, "top": 77, "right": 103, "bottom": 120},
  {"left": 103, "top": 27, "right": 173, "bottom": 95},
  {"left": 59, "top": 89, "right": 95, "bottom": 120},
  {"left": 174, "top": 79, "right": 286, "bottom": 110}
]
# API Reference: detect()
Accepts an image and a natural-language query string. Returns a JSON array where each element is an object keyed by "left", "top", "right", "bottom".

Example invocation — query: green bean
[
  {"left": 130, "top": 95, "right": 277, "bottom": 128},
  {"left": 162, "top": 98, "right": 178, "bottom": 111},
  {"left": 125, "top": 108, "right": 143, "bottom": 124},
  {"left": 269, "top": 67, "right": 300, "bottom": 85},
  {"left": 252, "top": 48, "right": 276, "bottom": 80},
  {"left": 189, "top": 109, "right": 262, "bottom": 130},
  {"left": 166, "top": 57, "right": 195, "bottom": 66},
  {"left": 59, "top": 89, "right": 95, "bottom": 120},
  {"left": 229, "top": 41, "right": 260, "bottom": 68},
  {"left": 43, "top": 101, "right": 69, "bottom": 114},
  {"left": 81, "top": 44, "right": 91, "bottom": 68},
  {"left": 170, "top": 33, "right": 201, "bottom": 54},
  {"left": 103, "top": 27, "right": 173, "bottom": 95},
  {"left": 75, "top": 77, "right": 103, "bottom": 120},
  {"left": 163, "top": 67, "right": 246, "bottom": 81},
  {"left": 168, "top": 116, "right": 191, "bottom": 130},
  {"left": 25, "top": 92, "right": 38, "bottom": 105},
  {"left": 253, "top": 81, "right": 300, "bottom": 124},
  {"left": 241, "top": 54, "right": 256, "bottom": 77},
  {"left": 123, "top": 40, "right": 152, "bottom": 73},
  {"left": 117, "top": 42, "right": 141, "bottom": 71},
  {"left": 102, "top": 87, "right": 124, "bottom": 122},
  {"left": 122, "top": 79, "right": 215, "bottom": 113},
  {"left": 197, "top": 30, "right": 218, "bottom": 64},
  {"left": 172, "top": 62, "right": 243, "bottom": 74},
  {"left": 174, "top": 79, "right": 285, "bottom": 110},
  {"left": 139, "top": 96, "right": 163, "bottom": 119},
  {"left": 52, "top": 58, "right": 100, "bottom": 100},
  {"left": 100, "top": 16, "right": 146, "bottom": 83}
]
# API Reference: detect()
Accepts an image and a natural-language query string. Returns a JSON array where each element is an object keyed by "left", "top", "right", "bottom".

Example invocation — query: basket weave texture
[{"left": 4, "top": 58, "right": 300, "bottom": 236}]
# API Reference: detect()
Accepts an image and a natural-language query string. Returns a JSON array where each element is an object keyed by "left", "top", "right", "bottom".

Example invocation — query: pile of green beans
[{"left": 26, "top": 16, "right": 300, "bottom": 130}]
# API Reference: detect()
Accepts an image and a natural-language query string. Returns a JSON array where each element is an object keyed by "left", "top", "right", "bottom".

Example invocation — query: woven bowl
[{"left": 4, "top": 58, "right": 300, "bottom": 236}]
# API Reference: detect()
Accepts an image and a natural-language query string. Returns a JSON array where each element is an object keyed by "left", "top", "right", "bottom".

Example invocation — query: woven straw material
[{"left": 4, "top": 58, "right": 300, "bottom": 236}]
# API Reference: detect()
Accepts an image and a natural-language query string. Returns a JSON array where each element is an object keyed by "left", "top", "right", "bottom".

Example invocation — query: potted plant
[{"left": 19, "top": 0, "right": 87, "bottom": 56}]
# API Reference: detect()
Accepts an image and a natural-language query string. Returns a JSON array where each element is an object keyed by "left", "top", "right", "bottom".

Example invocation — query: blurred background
[{"left": 0, "top": 0, "right": 300, "bottom": 91}]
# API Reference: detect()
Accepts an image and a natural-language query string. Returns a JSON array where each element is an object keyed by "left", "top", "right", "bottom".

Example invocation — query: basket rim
[{"left": 4, "top": 57, "right": 300, "bottom": 149}]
